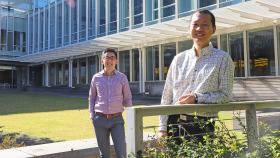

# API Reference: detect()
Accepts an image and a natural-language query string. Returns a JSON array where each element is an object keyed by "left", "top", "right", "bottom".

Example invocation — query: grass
[
  {"left": 0, "top": 91, "right": 158, "bottom": 142},
  {"left": 0, "top": 91, "right": 239, "bottom": 143}
]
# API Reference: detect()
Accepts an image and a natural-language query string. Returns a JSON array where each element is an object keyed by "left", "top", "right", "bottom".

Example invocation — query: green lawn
[
  {"left": 0, "top": 91, "right": 158, "bottom": 142},
  {"left": 0, "top": 91, "right": 238, "bottom": 142}
]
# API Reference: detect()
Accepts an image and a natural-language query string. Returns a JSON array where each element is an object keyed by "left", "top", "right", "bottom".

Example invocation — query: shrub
[
  {"left": 0, "top": 126, "right": 24, "bottom": 149},
  {"left": 133, "top": 118, "right": 280, "bottom": 158}
]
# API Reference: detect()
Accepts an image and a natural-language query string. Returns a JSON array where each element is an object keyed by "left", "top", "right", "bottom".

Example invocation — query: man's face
[
  {"left": 190, "top": 12, "right": 216, "bottom": 47},
  {"left": 102, "top": 52, "right": 117, "bottom": 70}
]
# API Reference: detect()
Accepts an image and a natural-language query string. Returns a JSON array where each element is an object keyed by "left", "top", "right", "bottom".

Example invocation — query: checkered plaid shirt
[{"left": 159, "top": 43, "right": 235, "bottom": 131}]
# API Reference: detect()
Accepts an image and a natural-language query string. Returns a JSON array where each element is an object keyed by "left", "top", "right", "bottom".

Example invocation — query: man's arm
[
  {"left": 196, "top": 55, "right": 235, "bottom": 104},
  {"left": 122, "top": 76, "right": 132, "bottom": 107},
  {"left": 159, "top": 58, "right": 176, "bottom": 133},
  {"left": 89, "top": 76, "right": 97, "bottom": 119}
]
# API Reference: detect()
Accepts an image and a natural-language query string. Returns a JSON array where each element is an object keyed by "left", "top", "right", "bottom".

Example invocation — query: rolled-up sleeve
[{"left": 89, "top": 76, "right": 97, "bottom": 116}]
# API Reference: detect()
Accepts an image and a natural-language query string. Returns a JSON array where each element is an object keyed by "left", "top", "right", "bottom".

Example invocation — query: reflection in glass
[
  {"left": 220, "top": 34, "right": 228, "bottom": 52},
  {"left": 132, "top": 49, "right": 139, "bottom": 81},
  {"left": 119, "top": 50, "right": 130, "bottom": 81},
  {"left": 162, "top": 43, "right": 176, "bottom": 80},
  {"left": 178, "top": 0, "right": 194, "bottom": 17},
  {"left": 210, "top": 36, "right": 218, "bottom": 48},
  {"left": 229, "top": 33, "right": 244, "bottom": 77},
  {"left": 248, "top": 29, "right": 275, "bottom": 76},
  {"left": 162, "top": 0, "right": 175, "bottom": 21},
  {"left": 134, "top": 0, "right": 143, "bottom": 28},
  {"left": 120, "top": 0, "right": 129, "bottom": 31},
  {"left": 88, "top": 0, "right": 96, "bottom": 39},
  {"left": 79, "top": 0, "right": 86, "bottom": 41},
  {"left": 146, "top": 46, "right": 159, "bottom": 81},
  {"left": 178, "top": 40, "right": 193, "bottom": 52},
  {"left": 109, "top": 0, "right": 117, "bottom": 34},
  {"left": 88, "top": 56, "right": 99, "bottom": 83},
  {"left": 145, "top": 0, "right": 158, "bottom": 25},
  {"left": 79, "top": 58, "right": 86, "bottom": 84}
]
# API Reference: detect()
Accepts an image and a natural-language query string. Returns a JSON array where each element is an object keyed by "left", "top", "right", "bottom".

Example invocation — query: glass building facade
[{"left": 3, "top": 0, "right": 280, "bottom": 94}]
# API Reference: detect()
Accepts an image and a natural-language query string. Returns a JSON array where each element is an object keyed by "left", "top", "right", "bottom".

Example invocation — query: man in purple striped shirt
[{"left": 89, "top": 48, "right": 132, "bottom": 158}]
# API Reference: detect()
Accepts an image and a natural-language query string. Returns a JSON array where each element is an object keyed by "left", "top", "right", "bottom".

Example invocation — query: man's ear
[{"left": 213, "top": 27, "right": 216, "bottom": 34}]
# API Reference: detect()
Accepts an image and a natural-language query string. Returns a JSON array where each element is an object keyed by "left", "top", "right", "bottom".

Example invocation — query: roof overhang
[{"left": 17, "top": 0, "right": 280, "bottom": 63}]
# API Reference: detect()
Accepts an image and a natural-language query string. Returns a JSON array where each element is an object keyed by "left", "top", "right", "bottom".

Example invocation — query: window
[
  {"left": 120, "top": 0, "right": 129, "bottom": 31},
  {"left": 178, "top": 40, "right": 193, "bottom": 52},
  {"left": 98, "top": 0, "right": 106, "bottom": 36},
  {"left": 29, "top": 15, "right": 33, "bottom": 53},
  {"left": 178, "top": 0, "right": 194, "bottom": 17},
  {"left": 56, "top": 63, "right": 63, "bottom": 85},
  {"left": 210, "top": 36, "right": 218, "bottom": 48},
  {"left": 64, "top": 62, "right": 69, "bottom": 85},
  {"left": 145, "top": 0, "right": 158, "bottom": 25},
  {"left": 88, "top": 55, "right": 99, "bottom": 83},
  {"left": 146, "top": 46, "right": 159, "bottom": 81},
  {"left": 57, "top": 2, "right": 62, "bottom": 47},
  {"left": 132, "top": 49, "right": 139, "bottom": 81},
  {"left": 134, "top": 0, "right": 143, "bottom": 28},
  {"left": 50, "top": 4, "right": 55, "bottom": 48},
  {"left": 229, "top": 33, "right": 244, "bottom": 77},
  {"left": 199, "top": 0, "right": 217, "bottom": 8},
  {"left": 88, "top": 0, "right": 96, "bottom": 39},
  {"left": 79, "top": 58, "right": 86, "bottom": 84},
  {"left": 119, "top": 50, "right": 130, "bottom": 81},
  {"left": 71, "top": 3, "right": 78, "bottom": 43},
  {"left": 109, "top": 0, "right": 117, "bottom": 34},
  {"left": 79, "top": 0, "right": 86, "bottom": 41},
  {"left": 162, "top": 0, "right": 175, "bottom": 21},
  {"left": 220, "top": 34, "right": 228, "bottom": 52},
  {"left": 64, "top": 1, "right": 70, "bottom": 45},
  {"left": 44, "top": 8, "right": 48, "bottom": 50},
  {"left": 162, "top": 42, "right": 176, "bottom": 80},
  {"left": 248, "top": 29, "right": 275, "bottom": 76}
]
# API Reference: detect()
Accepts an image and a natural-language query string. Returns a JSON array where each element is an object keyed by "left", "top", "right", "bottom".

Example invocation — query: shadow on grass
[
  {"left": 0, "top": 90, "right": 87, "bottom": 115},
  {"left": 0, "top": 132, "right": 58, "bottom": 147}
]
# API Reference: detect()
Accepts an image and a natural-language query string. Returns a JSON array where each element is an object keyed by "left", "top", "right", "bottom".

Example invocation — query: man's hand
[
  {"left": 158, "top": 130, "right": 167, "bottom": 138},
  {"left": 178, "top": 94, "right": 196, "bottom": 104}
]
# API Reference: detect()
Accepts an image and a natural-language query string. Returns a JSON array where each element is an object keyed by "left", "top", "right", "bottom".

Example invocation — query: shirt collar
[
  {"left": 100, "top": 69, "right": 117, "bottom": 76},
  {"left": 191, "top": 42, "right": 214, "bottom": 57}
]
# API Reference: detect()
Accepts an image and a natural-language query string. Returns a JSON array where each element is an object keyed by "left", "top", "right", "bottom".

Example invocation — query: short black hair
[
  {"left": 192, "top": 10, "right": 216, "bottom": 28},
  {"left": 102, "top": 48, "right": 118, "bottom": 59}
]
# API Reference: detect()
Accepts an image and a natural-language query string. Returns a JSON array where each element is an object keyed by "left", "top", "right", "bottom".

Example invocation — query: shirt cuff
[{"left": 158, "top": 115, "right": 168, "bottom": 132}]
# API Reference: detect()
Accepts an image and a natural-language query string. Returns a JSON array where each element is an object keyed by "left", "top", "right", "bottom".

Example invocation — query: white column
[
  {"left": 77, "top": 59, "right": 80, "bottom": 84},
  {"left": 86, "top": 57, "right": 89, "bottom": 84},
  {"left": 140, "top": 48, "right": 146, "bottom": 93},
  {"left": 243, "top": 30, "right": 248, "bottom": 77},
  {"left": 217, "top": 34, "right": 221, "bottom": 49},
  {"left": 159, "top": 44, "right": 163, "bottom": 80},
  {"left": 68, "top": 59, "right": 73, "bottom": 88},
  {"left": 273, "top": 25, "right": 279, "bottom": 76},
  {"left": 129, "top": 50, "right": 133, "bottom": 82},
  {"left": 45, "top": 62, "right": 49, "bottom": 87}
]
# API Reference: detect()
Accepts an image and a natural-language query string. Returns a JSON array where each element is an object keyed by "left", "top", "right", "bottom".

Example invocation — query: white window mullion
[
  {"left": 117, "top": 0, "right": 120, "bottom": 33},
  {"left": 27, "top": 13, "right": 30, "bottom": 54},
  {"left": 32, "top": 7, "right": 35, "bottom": 53},
  {"left": 129, "top": 0, "right": 132, "bottom": 30},
  {"left": 158, "top": 0, "right": 161, "bottom": 23},
  {"left": 43, "top": 7, "right": 46, "bottom": 50},
  {"left": 77, "top": 0, "right": 80, "bottom": 41},
  {"left": 62, "top": 0, "right": 65, "bottom": 46},
  {"left": 105, "top": 0, "right": 109, "bottom": 35},
  {"left": 86, "top": 0, "right": 89, "bottom": 40},
  {"left": 159, "top": 44, "right": 163, "bottom": 80},
  {"left": 48, "top": 3, "right": 51, "bottom": 50},
  {"left": 143, "top": 0, "right": 146, "bottom": 26},
  {"left": 273, "top": 25, "right": 279, "bottom": 76},
  {"left": 69, "top": 0, "right": 72, "bottom": 44},
  {"left": 129, "top": 50, "right": 133, "bottom": 82},
  {"left": 175, "top": 0, "right": 178, "bottom": 19}
]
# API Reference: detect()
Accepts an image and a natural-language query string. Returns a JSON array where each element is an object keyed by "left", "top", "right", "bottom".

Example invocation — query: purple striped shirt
[{"left": 89, "top": 70, "right": 132, "bottom": 116}]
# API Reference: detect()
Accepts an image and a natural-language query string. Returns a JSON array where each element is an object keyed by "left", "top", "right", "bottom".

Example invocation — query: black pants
[{"left": 167, "top": 114, "right": 215, "bottom": 144}]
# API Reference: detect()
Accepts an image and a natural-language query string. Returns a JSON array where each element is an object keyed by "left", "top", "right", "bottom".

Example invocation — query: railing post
[
  {"left": 246, "top": 103, "right": 258, "bottom": 152},
  {"left": 126, "top": 107, "right": 143, "bottom": 157}
]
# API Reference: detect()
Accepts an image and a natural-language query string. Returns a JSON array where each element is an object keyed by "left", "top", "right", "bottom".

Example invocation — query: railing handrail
[{"left": 126, "top": 100, "right": 280, "bottom": 157}]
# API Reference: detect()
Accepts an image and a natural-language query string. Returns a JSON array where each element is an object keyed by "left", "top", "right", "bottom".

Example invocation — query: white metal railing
[{"left": 126, "top": 100, "right": 280, "bottom": 156}]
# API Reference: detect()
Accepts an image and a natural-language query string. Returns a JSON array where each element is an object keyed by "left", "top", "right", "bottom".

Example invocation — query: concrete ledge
[{"left": 0, "top": 139, "right": 114, "bottom": 158}]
